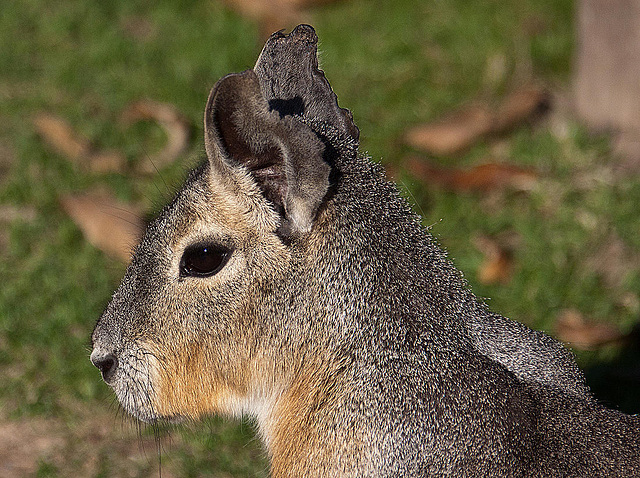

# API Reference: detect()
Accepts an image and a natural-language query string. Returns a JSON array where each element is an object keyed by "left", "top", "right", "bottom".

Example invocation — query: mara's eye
[{"left": 179, "top": 243, "right": 231, "bottom": 278}]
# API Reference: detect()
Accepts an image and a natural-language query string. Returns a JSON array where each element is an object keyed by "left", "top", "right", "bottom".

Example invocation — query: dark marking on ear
[
  {"left": 269, "top": 97, "right": 305, "bottom": 118},
  {"left": 254, "top": 24, "right": 360, "bottom": 145}
]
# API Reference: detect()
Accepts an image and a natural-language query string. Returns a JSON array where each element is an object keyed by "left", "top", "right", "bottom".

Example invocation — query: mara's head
[{"left": 90, "top": 25, "right": 359, "bottom": 424}]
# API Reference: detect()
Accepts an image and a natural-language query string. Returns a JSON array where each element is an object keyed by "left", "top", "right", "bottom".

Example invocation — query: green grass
[{"left": 1, "top": 0, "right": 639, "bottom": 476}]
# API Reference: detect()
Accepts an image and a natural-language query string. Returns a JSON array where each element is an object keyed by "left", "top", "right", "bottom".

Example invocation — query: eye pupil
[{"left": 180, "top": 244, "right": 230, "bottom": 277}]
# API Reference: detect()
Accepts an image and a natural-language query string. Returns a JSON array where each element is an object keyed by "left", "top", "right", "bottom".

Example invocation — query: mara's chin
[
  {"left": 111, "top": 382, "right": 161, "bottom": 423},
  {"left": 112, "top": 380, "right": 195, "bottom": 424},
  {"left": 127, "top": 408, "right": 187, "bottom": 425},
  {"left": 107, "top": 365, "right": 161, "bottom": 423}
]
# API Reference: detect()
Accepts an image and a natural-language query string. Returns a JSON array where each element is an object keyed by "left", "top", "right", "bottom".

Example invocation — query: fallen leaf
[
  {"left": 555, "top": 309, "right": 626, "bottom": 351},
  {"left": 221, "top": 0, "right": 341, "bottom": 38},
  {"left": 405, "top": 104, "right": 493, "bottom": 156},
  {"left": 121, "top": 100, "right": 190, "bottom": 175},
  {"left": 494, "top": 86, "right": 550, "bottom": 132},
  {"left": 405, "top": 158, "right": 538, "bottom": 192},
  {"left": 33, "top": 114, "right": 126, "bottom": 173},
  {"left": 33, "top": 114, "right": 90, "bottom": 160},
  {"left": 85, "top": 150, "right": 127, "bottom": 174},
  {"left": 473, "top": 235, "right": 514, "bottom": 285},
  {"left": 60, "top": 193, "right": 145, "bottom": 262},
  {"left": 405, "top": 85, "right": 549, "bottom": 156},
  {"left": 278, "top": 0, "right": 338, "bottom": 7}
]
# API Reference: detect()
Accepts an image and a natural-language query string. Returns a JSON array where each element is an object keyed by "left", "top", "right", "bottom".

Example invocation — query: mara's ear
[
  {"left": 204, "top": 70, "right": 330, "bottom": 236},
  {"left": 254, "top": 25, "right": 359, "bottom": 145}
]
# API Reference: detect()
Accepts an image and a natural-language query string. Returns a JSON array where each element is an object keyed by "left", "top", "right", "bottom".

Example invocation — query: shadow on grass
[{"left": 585, "top": 325, "right": 640, "bottom": 415}]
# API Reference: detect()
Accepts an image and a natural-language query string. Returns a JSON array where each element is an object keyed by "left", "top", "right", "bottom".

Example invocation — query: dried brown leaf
[
  {"left": 121, "top": 100, "right": 190, "bottom": 174},
  {"left": 60, "top": 193, "right": 145, "bottom": 262},
  {"left": 33, "top": 113, "right": 126, "bottom": 173},
  {"left": 406, "top": 158, "right": 537, "bottom": 192},
  {"left": 405, "top": 85, "right": 549, "bottom": 156},
  {"left": 494, "top": 86, "right": 550, "bottom": 132},
  {"left": 87, "top": 151, "right": 127, "bottom": 174},
  {"left": 279, "top": 0, "right": 339, "bottom": 7},
  {"left": 222, "top": 0, "right": 338, "bottom": 17},
  {"left": 220, "top": 0, "right": 298, "bottom": 40},
  {"left": 555, "top": 309, "right": 625, "bottom": 351},
  {"left": 405, "top": 105, "right": 493, "bottom": 156},
  {"left": 33, "top": 114, "right": 90, "bottom": 160},
  {"left": 221, "top": 0, "right": 277, "bottom": 19},
  {"left": 473, "top": 235, "right": 514, "bottom": 285},
  {"left": 259, "top": 12, "right": 302, "bottom": 40},
  {"left": 221, "top": 0, "right": 341, "bottom": 39}
]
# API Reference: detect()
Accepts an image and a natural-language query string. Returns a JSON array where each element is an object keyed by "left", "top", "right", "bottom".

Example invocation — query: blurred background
[{"left": 1, "top": 0, "right": 639, "bottom": 476}]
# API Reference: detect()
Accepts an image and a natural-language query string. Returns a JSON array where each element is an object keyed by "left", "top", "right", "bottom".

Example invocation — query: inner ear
[
  {"left": 212, "top": 85, "right": 288, "bottom": 212},
  {"left": 204, "top": 70, "right": 331, "bottom": 235}
]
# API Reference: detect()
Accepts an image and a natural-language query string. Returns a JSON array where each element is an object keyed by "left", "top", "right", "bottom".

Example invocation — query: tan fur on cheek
[{"left": 146, "top": 341, "right": 249, "bottom": 420}]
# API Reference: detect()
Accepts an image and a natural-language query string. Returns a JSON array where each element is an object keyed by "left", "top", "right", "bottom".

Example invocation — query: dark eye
[{"left": 179, "top": 243, "right": 231, "bottom": 278}]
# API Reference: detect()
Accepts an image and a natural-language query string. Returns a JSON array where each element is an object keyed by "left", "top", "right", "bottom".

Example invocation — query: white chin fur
[{"left": 110, "top": 346, "right": 160, "bottom": 423}]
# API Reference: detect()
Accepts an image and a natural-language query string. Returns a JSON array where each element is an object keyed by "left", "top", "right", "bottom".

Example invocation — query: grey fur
[{"left": 91, "top": 24, "right": 640, "bottom": 476}]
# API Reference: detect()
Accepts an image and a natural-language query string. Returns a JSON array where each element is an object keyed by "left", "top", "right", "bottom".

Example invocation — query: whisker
[
  {"left": 140, "top": 145, "right": 171, "bottom": 200},
  {"left": 397, "top": 177, "right": 427, "bottom": 221},
  {"left": 97, "top": 208, "right": 146, "bottom": 232}
]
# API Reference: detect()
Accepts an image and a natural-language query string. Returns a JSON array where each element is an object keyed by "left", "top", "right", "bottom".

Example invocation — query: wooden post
[{"left": 574, "top": 0, "right": 640, "bottom": 141}]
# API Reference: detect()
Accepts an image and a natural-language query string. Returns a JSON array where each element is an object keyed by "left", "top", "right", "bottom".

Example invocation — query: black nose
[{"left": 91, "top": 353, "right": 118, "bottom": 383}]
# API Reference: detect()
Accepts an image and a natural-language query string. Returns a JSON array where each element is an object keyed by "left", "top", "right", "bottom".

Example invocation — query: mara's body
[{"left": 91, "top": 25, "right": 640, "bottom": 476}]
